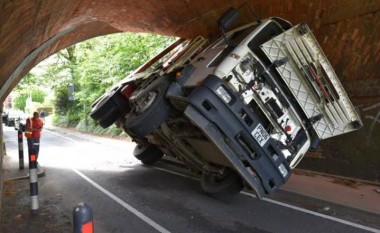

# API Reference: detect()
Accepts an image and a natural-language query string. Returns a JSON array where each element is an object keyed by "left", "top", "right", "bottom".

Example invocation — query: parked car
[
  {"left": 14, "top": 117, "right": 26, "bottom": 132},
  {"left": 90, "top": 9, "right": 362, "bottom": 199},
  {"left": 2, "top": 112, "right": 8, "bottom": 123},
  {"left": 3, "top": 109, "right": 25, "bottom": 127}
]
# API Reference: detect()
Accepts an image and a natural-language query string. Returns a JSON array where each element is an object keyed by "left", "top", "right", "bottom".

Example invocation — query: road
[{"left": 2, "top": 125, "right": 380, "bottom": 233}]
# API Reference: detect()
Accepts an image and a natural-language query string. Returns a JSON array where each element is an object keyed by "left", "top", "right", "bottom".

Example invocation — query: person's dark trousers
[
  {"left": 27, "top": 138, "right": 33, "bottom": 157},
  {"left": 27, "top": 137, "right": 40, "bottom": 160}
]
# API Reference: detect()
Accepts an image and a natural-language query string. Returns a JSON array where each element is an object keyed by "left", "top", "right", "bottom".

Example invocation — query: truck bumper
[{"left": 184, "top": 75, "right": 292, "bottom": 199}]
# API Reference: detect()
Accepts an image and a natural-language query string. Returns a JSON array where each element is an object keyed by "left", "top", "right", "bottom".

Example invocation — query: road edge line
[
  {"left": 71, "top": 168, "right": 171, "bottom": 233},
  {"left": 153, "top": 166, "right": 380, "bottom": 233},
  {"left": 45, "top": 129, "right": 77, "bottom": 142},
  {"left": 241, "top": 191, "right": 380, "bottom": 233},
  {"left": 45, "top": 129, "right": 380, "bottom": 233}
]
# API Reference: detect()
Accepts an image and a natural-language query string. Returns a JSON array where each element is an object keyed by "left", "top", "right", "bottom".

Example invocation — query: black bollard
[
  {"left": 73, "top": 202, "right": 94, "bottom": 233},
  {"left": 18, "top": 130, "right": 24, "bottom": 169},
  {"left": 29, "top": 148, "right": 39, "bottom": 214}
]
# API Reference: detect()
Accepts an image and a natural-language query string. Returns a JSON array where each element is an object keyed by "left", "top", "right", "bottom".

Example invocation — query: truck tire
[
  {"left": 124, "top": 76, "right": 171, "bottom": 138},
  {"left": 90, "top": 85, "right": 130, "bottom": 128},
  {"left": 133, "top": 143, "right": 164, "bottom": 165},
  {"left": 201, "top": 169, "right": 244, "bottom": 197},
  {"left": 90, "top": 91, "right": 117, "bottom": 121},
  {"left": 98, "top": 107, "right": 121, "bottom": 128}
]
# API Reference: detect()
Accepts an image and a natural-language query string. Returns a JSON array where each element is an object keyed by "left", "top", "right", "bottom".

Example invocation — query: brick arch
[
  {"left": 1, "top": 0, "right": 380, "bottom": 180},
  {"left": 1, "top": 0, "right": 379, "bottom": 100}
]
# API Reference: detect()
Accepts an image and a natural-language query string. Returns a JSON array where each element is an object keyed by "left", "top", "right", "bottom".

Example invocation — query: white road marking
[
  {"left": 154, "top": 166, "right": 380, "bottom": 233},
  {"left": 151, "top": 166, "right": 199, "bottom": 181},
  {"left": 45, "top": 129, "right": 77, "bottom": 142},
  {"left": 48, "top": 129, "right": 380, "bottom": 233},
  {"left": 242, "top": 191, "right": 380, "bottom": 233},
  {"left": 71, "top": 168, "right": 171, "bottom": 233},
  {"left": 46, "top": 130, "right": 170, "bottom": 232}
]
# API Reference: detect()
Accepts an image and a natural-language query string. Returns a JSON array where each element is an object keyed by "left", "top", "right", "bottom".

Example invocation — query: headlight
[
  {"left": 278, "top": 164, "right": 288, "bottom": 177},
  {"left": 216, "top": 86, "right": 232, "bottom": 104}
]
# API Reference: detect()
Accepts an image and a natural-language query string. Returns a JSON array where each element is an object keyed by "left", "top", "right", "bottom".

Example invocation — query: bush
[
  {"left": 52, "top": 114, "right": 67, "bottom": 127},
  {"left": 52, "top": 112, "right": 80, "bottom": 128},
  {"left": 76, "top": 118, "right": 124, "bottom": 137},
  {"left": 36, "top": 106, "right": 53, "bottom": 116}
]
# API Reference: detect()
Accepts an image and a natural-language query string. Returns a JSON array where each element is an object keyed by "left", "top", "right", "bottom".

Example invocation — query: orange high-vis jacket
[
  {"left": 25, "top": 118, "right": 32, "bottom": 138},
  {"left": 25, "top": 117, "right": 43, "bottom": 139}
]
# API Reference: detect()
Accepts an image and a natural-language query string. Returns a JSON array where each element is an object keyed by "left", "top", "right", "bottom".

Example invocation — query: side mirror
[
  {"left": 217, "top": 7, "right": 240, "bottom": 31},
  {"left": 217, "top": 8, "right": 240, "bottom": 46}
]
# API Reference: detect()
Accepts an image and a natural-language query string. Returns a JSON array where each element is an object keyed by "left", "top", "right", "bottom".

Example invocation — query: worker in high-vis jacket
[{"left": 25, "top": 112, "right": 44, "bottom": 160}]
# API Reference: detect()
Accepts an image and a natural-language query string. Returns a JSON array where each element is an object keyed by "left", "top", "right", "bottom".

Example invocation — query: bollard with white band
[
  {"left": 18, "top": 129, "right": 24, "bottom": 169},
  {"left": 73, "top": 202, "right": 94, "bottom": 233},
  {"left": 29, "top": 148, "right": 39, "bottom": 214},
  {"left": 33, "top": 140, "right": 40, "bottom": 160}
]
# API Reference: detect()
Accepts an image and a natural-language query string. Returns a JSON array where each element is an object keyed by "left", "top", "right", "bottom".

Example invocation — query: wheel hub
[{"left": 135, "top": 91, "right": 158, "bottom": 114}]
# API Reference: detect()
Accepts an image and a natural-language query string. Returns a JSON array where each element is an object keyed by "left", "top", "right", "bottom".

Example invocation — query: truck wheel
[
  {"left": 98, "top": 108, "right": 121, "bottom": 128},
  {"left": 133, "top": 143, "right": 164, "bottom": 165},
  {"left": 201, "top": 169, "right": 244, "bottom": 197},
  {"left": 124, "top": 77, "right": 171, "bottom": 138},
  {"left": 90, "top": 85, "right": 130, "bottom": 128},
  {"left": 90, "top": 90, "right": 117, "bottom": 121}
]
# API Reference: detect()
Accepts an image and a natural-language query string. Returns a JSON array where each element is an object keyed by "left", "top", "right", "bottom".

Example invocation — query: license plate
[{"left": 252, "top": 124, "right": 270, "bottom": 147}]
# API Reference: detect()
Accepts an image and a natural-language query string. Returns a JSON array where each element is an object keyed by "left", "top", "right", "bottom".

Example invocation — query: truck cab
[{"left": 90, "top": 9, "right": 362, "bottom": 198}]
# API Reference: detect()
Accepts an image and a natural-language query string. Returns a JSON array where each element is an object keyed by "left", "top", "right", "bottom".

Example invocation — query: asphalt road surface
[{"left": 3, "top": 125, "right": 380, "bottom": 233}]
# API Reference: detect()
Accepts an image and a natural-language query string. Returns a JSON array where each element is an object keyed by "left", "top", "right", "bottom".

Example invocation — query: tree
[
  {"left": 75, "top": 33, "right": 175, "bottom": 110},
  {"left": 16, "top": 32, "right": 175, "bottom": 127},
  {"left": 12, "top": 89, "right": 46, "bottom": 111},
  {"left": 13, "top": 73, "right": 39, "bottom": 91}
]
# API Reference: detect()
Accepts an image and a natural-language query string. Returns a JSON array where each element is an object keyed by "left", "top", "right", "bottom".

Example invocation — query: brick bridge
[{"left": 0, "top": 0, "right": 379, "bottom": 180}]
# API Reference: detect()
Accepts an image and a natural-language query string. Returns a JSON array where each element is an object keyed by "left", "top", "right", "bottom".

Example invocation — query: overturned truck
[{"left": 90, "top": 9, "right": 362, "bottom": 199}]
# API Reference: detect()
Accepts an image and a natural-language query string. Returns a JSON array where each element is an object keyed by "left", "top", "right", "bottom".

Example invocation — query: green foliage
[
  {"left": 12, "top": 93, "right": 28, "bottom": 110},
  {"left": 75, "top": 33, "right": 175, "bottom": 109},
  {"left": 16, "top": 32, "right": 174, "bottom": 129},
  {"left": 76, "top": 118, "right": 124, "bottom": 137},
  {"left": 13, "top": 73, "right": 39, "bottom": 91},
  {"left": 12, "top": 89, "right": 46, "bottom": 111},
  {"left": 36, "top": 106, "right": 53, "bottom": 116},
  {"left": 52, "top": 114, "right": 66, "bottom": 126},
  {"left": 52, "top": 111, "right": 80, "bottom": 128},
  {"left": 53, "top": 84, "right": 75, "bottom": 115}
]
